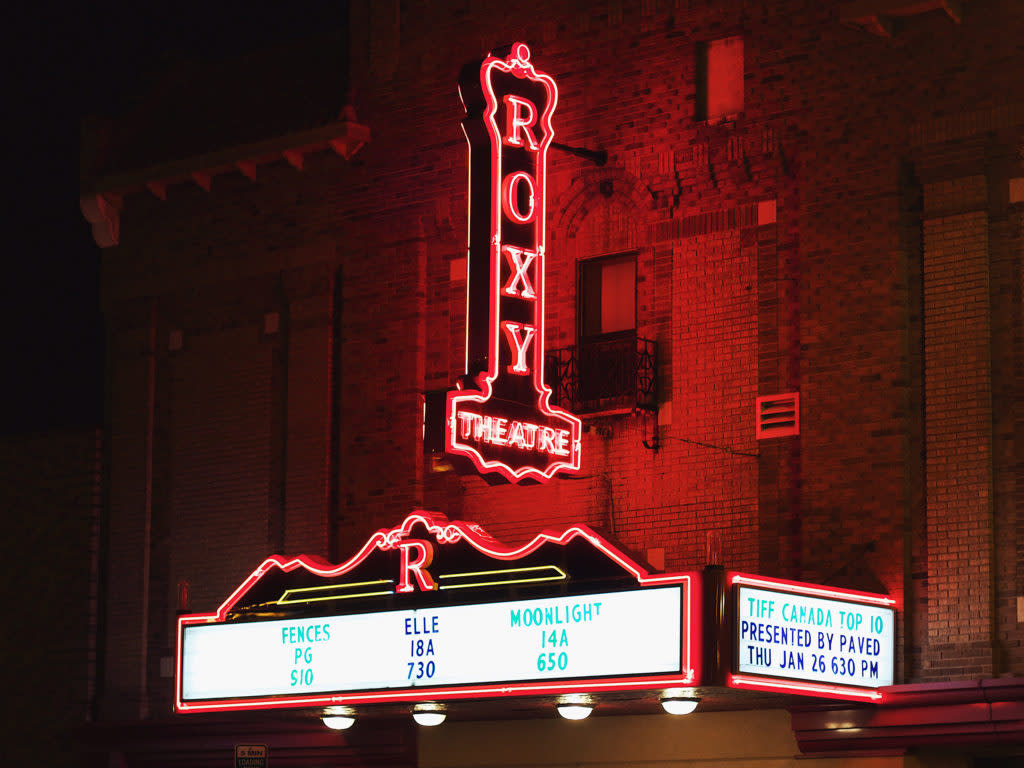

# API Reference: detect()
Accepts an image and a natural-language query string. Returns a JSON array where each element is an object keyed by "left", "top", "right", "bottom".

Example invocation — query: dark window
[
  {"left": 572, "top": 253, "right": 639, "bottom": 412},
  {"left": 578, "top": 253, "right": 636, "bottom": 341},
  {"left": 546, "top": 252, "right": 655, "bottom": 414},
  {"left": 695, "top": 36, "right": 744, "bottom": 122}
]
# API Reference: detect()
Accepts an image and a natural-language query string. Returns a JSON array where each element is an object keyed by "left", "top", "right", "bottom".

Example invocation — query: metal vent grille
[{"left": 756, "top": 393, "right": 799, "bottom": 439}]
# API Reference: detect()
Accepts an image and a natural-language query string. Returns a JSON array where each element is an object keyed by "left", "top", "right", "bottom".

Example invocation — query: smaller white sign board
[{"left": 736, "top": 585, "right": 894, "bottom": 689}]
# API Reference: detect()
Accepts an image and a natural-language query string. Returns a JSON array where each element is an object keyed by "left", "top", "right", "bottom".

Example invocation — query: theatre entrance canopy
[{"left": 176, "top": 511, "right": 699, "bottom": 714}]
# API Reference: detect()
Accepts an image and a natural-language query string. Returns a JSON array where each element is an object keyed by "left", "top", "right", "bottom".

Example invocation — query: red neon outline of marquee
[
  {"left": 176, "top": 511, "right": 697, "bottom": 713},
  {"left": 446, "top": 42, "right": 583, "bottom": 483},
  {"left": 727, "top": 571, "right": 897, "bottom": 703}
]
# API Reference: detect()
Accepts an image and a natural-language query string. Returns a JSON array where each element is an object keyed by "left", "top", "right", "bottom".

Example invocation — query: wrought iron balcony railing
[{"left": 545, "top": 333, "right": 657, "bottom": 415}]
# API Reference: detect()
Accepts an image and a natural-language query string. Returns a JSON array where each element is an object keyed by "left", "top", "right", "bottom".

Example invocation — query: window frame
[
  {"left": 575, "top": 250, "right": 638, "bottom": 346},
  {"left": 695, "top": 34, "right": 744, "bottom": 123}
]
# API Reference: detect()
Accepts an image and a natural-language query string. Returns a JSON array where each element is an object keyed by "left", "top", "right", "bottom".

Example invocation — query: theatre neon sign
[
  {"left": 446, "top": 43, "right": 582, "bottom": 483},
  {"left": 175, "top": 511, "right": 698, "bottom": 712}
]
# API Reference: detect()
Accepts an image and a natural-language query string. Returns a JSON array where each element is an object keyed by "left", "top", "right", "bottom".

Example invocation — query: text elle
[{"left": 405, "top": 615, "right": 440, "bottom": 635}]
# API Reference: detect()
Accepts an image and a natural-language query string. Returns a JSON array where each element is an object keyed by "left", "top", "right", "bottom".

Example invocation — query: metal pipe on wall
[{"left": 138, "top": 297, "right": 157, "bottom": 718}]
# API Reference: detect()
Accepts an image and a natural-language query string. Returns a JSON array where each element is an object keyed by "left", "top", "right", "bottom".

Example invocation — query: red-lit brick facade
[{"left": 80, "top": 1, "right": 1024, "bottom": 765}]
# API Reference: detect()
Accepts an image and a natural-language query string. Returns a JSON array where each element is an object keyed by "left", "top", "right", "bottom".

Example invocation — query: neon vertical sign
[{"left": 447, "top": 43, "right": 582, "bottom": 483}]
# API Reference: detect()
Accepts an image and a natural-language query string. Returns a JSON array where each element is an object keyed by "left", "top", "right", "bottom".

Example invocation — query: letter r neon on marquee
[{"left": 397, "top": 540, "right": 436, "bottom": 593}]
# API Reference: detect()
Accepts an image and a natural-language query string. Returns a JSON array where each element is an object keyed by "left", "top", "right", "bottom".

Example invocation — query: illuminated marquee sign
[
  {"left": 176, "top": 512, "right": 698, "bottom": 712},
  {"left": 446, "top": 43, "right": 582, "bottom": 483},
  {"left": 181, "top": 586, "right": 682, "bottom": 702},
  {"left": 728, "top": 573, "right": 896, "bottom": 702}
]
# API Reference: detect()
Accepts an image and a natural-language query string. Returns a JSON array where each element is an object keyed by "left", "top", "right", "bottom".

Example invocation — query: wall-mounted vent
[{"left": 756, "top": 393, "right": 799, "bottom": 439}]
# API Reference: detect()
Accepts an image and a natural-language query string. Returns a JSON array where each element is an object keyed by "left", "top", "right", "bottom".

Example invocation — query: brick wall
[
  {"left": 92, "top": 0, "right": 1024, "bottom": 715},
  {"left": 103, "top": 325, "right": 150, "bottom": 718},
  {"left": 921, "top": 192, "right": 993, "bottom": 677}
]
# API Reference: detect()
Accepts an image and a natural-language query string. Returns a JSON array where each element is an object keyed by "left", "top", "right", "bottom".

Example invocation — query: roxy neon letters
[
  {"left": 501, "top": 321, "right": 536, "bottom": 374},
  {"left": 445, "top": 42, "right": 582, "bottom": 482},
  {"left": 503, "top": 94, "right": 540, "bottom": 149},
  {"left": 501, "top": 245, "right": 537, "bottom": 298},
  {"left": 502, "top": 170, "right": 536, "bottom": 223}
]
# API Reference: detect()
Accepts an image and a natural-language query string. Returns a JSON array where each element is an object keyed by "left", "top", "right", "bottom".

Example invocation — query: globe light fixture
[
  {"left": 411, "top": 703, "right": 447, "bottom": 726},
  {"left": 321, "top": 706, "right": 356, "bottom": 730},
  {"left": 556, "top": 694, "right": 594, "bottom": 720},
  {"left": 556, "top": 703, "right": 594, "bottom": 720},
  {"left": 660, "top": 697, "right": 699, "bottom": 715}
]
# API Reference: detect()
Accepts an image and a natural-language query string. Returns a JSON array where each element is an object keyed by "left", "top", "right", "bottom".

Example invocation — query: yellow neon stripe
[
  {"left": 278, "top": 580, "right": 394, "bottom": 605},
  {"left": 437, "top": 565, "right": 567, "bottom": 590},
  {"left": 278, "top": 590, "right": 393, "bottom": 604},
  {"left": 284, "top": 579, "right": 393, "bottom": 596}
]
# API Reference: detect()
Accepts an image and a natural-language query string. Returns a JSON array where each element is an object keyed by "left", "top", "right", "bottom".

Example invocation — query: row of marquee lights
[{"left": 176, "top": 513, "right": 897, "bottom": 729}]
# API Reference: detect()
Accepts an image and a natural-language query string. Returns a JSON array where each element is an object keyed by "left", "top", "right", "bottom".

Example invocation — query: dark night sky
[
  {"left": 4, "top": 3, "right": 348, "bottom": 435},
  {"left": 5, "top": 6, "right": 106, "bottom": 434}
]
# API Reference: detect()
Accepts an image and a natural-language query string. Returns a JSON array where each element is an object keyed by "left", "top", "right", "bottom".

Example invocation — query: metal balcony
[{"left": 545, "top": 333, "right": 657, "bottom": 415}]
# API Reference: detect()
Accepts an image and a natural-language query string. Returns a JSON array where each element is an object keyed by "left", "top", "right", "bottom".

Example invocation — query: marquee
[{"left": 176, "top": 512, "right": 698, "bottom": 712}]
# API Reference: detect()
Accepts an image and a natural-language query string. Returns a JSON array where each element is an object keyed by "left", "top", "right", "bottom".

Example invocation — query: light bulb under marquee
[
  {"left": 660, "top": 697, "right": 699, "bottom": 715},
  {"left": 556, "top": 693, "right": 594, "bottom": 720},
  {"left": 556, "top": 704, "right": 594, "bottom": 720},
  {"left": 322, "top": 714, "right": 356, "bottom": 730},
  {"left": 412, "top": 705, "right": 447, "bottom": 726},
  {"left": 322, "top": 705, "right": 356, "bottom": 729}
]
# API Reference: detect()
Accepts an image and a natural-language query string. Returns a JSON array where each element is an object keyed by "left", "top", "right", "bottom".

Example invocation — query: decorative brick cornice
[
  {"left": 841, "top": 0, "right": 963, "bottom": 37},
  {"left": 79, "top": 115, "right": 370, "bottom": 248}
]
